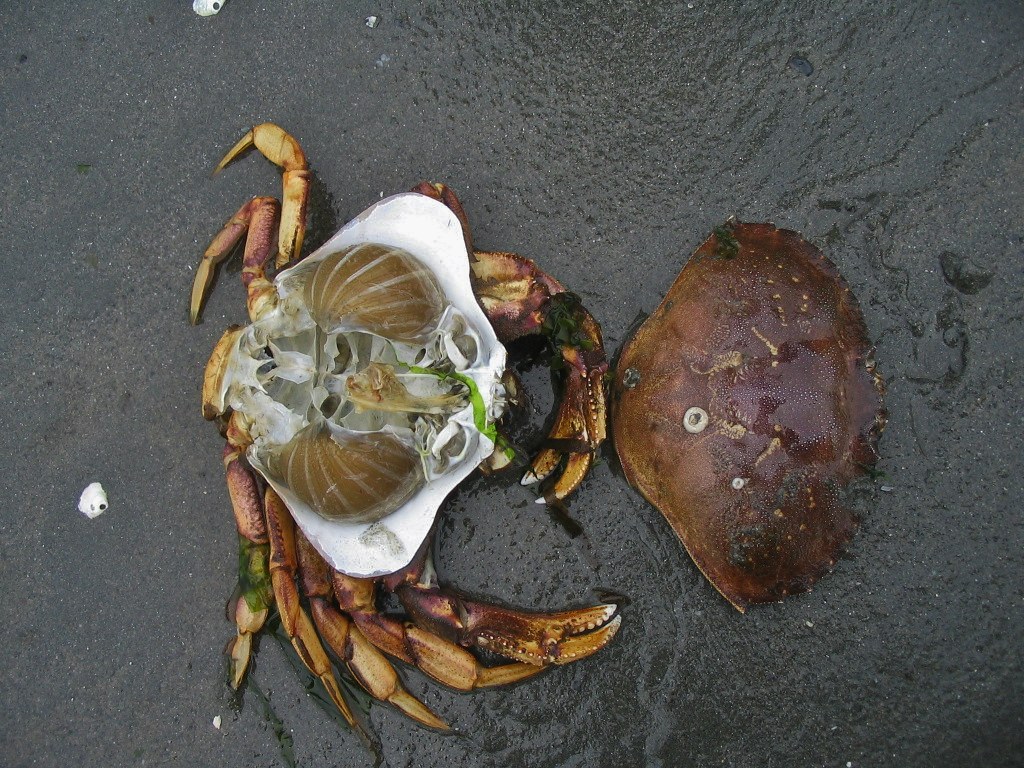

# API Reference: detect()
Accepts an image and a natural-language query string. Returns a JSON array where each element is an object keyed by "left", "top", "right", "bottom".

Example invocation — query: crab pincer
[{"left": 411, "top": 182, "right": 609, "bottom": 502}]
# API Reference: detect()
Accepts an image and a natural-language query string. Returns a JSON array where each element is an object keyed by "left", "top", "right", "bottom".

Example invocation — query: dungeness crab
[
  {"left": 190, "top": 123, "right": 885, "bottom": 733},
  {"left": 190, "top": 124, "right": 618, "bottom": 731}
]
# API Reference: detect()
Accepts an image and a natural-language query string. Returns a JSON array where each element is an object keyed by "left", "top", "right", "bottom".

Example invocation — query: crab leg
[
  {"left": 381, "top": 545, "right": 621, "bottom": 668},
  {"left": 397, "top": 583, "right": 621, "bottom": 666},
  {"left": 477, "top": 258, "right": 607, "bottom": 500},
  {"left": 192, "top": 123, "right": 310, "bottom": 323},
  {"left": 191, "top": 194, "right": 283, "bottom": 324},
  {"left": 262, "top": 488, "right": 361, "bottom": 731},
  {"left": 222, "top": 430, "right": 271, "bottom": 689},
  {"left": 412, "top": 182, "right": 609, "bottom": 501},
  {"left": 292, "top": 535, "right": 449, "bottom": 730},
  {"left": 214, "top": 123, "right": 310, "bottom": 269},
  {"left": 331, "top": 570, "right": 546, "bottom": 691}
]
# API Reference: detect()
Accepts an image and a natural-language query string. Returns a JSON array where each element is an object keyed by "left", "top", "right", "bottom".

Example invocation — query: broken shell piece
[
  {"left": 78, "top": 482, "right": 109, "bottom": 518},
  {"left": 193, "top": 0, "right": 225, "bottom": 17}
]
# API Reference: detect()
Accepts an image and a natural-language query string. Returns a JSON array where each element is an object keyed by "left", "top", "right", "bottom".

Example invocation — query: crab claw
[
  {"left": 412, "top": 182, "right": 609, "bottom": 501},
  {"left": 396, "top": 584, "right": 621, "bottom": 666},
  {"left": 520, "top": 298, "right": 608, "bottom": 500}
]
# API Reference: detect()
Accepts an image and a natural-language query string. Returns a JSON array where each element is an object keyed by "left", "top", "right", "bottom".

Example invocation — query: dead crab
[
  {"left": 612, "top": 223, "right": 887, "bottom": 610},
  {"left": 191, "top": 124, "right": 618, "bottom": 731},
  {"left": 191, "top": 122, "right": 886, "bottom": 734}
]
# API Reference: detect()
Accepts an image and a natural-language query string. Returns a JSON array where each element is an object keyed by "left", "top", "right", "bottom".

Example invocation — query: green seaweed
[
  {"left": 856, "top": 461, "right": 887, "bottom": 481},
  {"left": 405, "top": 364, "right": 514, "bottom": 460},
  {"left": 237, "top": 536, "right": 273, "bottom": 613},
  {"left": 713, "top": 224, "right": 740, "bottom": 259},
  {"left": 246, "top": 676, "right": 297, "bottom": 768},
  {"left": 543, "top": 292, "right": 595, "bottom": 358}
]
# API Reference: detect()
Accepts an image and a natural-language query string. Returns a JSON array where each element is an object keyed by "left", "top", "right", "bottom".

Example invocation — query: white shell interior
[{"left": 216, "top": 194, "right": 506, "bottom": 576}]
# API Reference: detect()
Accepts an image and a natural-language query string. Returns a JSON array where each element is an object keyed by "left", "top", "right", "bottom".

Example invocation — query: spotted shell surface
[{"left": 612, "top": 223, "right": 886, "bottom": 610}]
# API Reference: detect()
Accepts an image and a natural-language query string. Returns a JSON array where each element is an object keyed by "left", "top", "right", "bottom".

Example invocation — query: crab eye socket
[
  {"left": 266, "top": 422, "right": 423, "bottom": 524},
  {"left": 304, "top": 243, "right": 445, "bottom": 341}
]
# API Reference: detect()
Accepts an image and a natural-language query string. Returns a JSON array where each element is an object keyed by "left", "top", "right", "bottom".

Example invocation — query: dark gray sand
[{"left": 2, "top": 3, "right": 1021, "bottom": 766}]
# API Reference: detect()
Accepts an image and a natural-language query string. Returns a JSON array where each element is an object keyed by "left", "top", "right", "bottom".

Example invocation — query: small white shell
[
  {"left": 78, "top": 482, "right": 108, "bottom": 518},
  {"left": 193, "top": 0, "right": 225, "bottom": 17}
]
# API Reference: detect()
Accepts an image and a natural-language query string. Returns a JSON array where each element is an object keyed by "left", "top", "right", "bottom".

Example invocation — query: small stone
[
  {"left": 788, "top": 56, "right": 814, "bottom": 76},
  {"left": 939, "top": 251, "right": 993, "bottom": 294},
  {"left": 365, "top": 15, "right": 379, "bottom": 28},
  {"left": 213, "top": 715, "right": 222, "bottom": 729}
]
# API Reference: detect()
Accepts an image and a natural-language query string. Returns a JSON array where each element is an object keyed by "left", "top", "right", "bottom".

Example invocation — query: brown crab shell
[{"left": 612, "top": 223, "right": 886, "bottom": 611}]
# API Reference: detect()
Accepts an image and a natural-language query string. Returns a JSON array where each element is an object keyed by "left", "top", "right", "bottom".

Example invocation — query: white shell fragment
[
  {"left": 193, "top": 0, "right": 225, "bottom": 17},
  {"left": 78, "top": 482, "right": 109, "bottom": 518},
  {"left": 213, "top": 715, "right": 222, "bottom": 730},
  {"left": 365, "top": 15, "right": 379, "bottom": 28}
]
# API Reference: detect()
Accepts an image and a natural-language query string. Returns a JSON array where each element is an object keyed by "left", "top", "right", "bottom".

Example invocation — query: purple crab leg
[{"left": 384, "top": 543, "right": 621, "bottom": 667}]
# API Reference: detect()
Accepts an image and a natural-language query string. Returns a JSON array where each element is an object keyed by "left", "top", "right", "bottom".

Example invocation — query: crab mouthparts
[{"left": 346, "top": 361, "right": 469, "bottom": 416}]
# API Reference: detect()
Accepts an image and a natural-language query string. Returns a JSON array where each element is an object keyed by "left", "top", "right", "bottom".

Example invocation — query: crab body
[
  {"left": 206, "top": 194, "right": 507, "bottom": 577},
  {"left": 192, "top": 124, "right": 618, "bottom": 734}
]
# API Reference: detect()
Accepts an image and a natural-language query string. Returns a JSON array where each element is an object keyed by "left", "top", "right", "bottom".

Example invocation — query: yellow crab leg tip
[
  {"left": 215, "top": 123, "right": 307, "bottom": 174},
  {"left": 189, "top": 261, "right": 214, "bottom": 323},
  {"left": 387, "top": 690, "right": 450, "bottom": 731},
  {"left": 474, "top": 662, "right": 545, "bottom": 688},
  {"left": 213, "top": 129, "right": 257, "bottom": 175}
]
